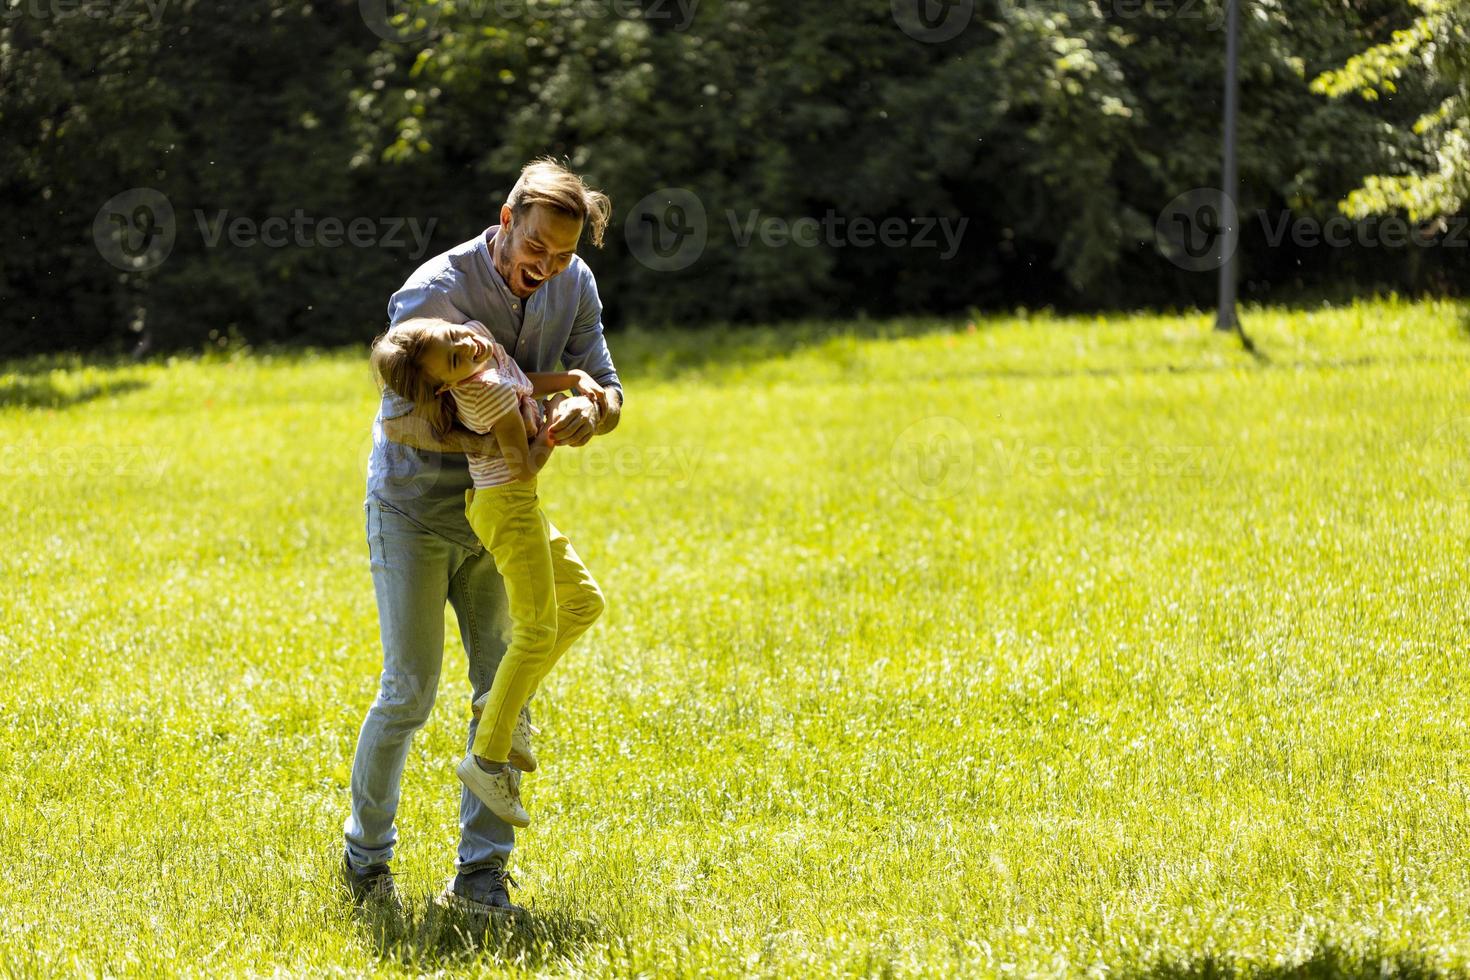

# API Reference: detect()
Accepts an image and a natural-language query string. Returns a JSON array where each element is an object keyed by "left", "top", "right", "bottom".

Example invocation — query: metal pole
[{"left": 1215, "top": 0, "right": 1240, "bottom": 332}]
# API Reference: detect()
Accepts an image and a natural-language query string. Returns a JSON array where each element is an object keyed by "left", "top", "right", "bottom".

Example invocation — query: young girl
[{"left": 370, "top": 316, "right": 608, "bottom": 828}]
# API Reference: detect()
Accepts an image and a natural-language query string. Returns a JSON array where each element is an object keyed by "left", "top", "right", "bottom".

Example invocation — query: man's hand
[{"left": 548, "top": 395, "right": 600, "bottom": 447}]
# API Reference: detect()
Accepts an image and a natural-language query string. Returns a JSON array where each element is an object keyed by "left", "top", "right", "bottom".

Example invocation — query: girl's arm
[
  {"left": 526, "top": 368, "right": 606, "bottom": 411},
  {"left": 491, "top": 410, "right": 554, "bottom": 481},
  {"left": 384, "top": 413, "right": 497, "bottom": 455}
]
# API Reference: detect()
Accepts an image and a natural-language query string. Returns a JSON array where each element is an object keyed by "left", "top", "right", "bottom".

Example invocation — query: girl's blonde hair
[{"left": 370, "top": 318, "right": 456, "bottom": 438}]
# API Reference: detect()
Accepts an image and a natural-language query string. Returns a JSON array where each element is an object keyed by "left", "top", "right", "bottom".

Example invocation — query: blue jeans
[{"left": 343, "top": 496, "right": 515, "bottom": 873}]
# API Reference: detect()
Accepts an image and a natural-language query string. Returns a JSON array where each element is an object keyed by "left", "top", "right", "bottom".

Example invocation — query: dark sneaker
[
  {"left": 442, "top": 865, "right": 525, "bottom": 917},
  {"left": 340, "top": 854, "right": 401, "bottom": 910}
]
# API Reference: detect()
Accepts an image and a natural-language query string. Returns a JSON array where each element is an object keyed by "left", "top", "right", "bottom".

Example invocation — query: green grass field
[{"left": 5, "top": 298, "right": 1470, "bottom": 977}]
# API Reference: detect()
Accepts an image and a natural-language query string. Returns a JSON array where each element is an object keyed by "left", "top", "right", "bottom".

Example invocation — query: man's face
[
  {"left": 494, "top": 203, "right": 584, "bottom": 299},
  {"left": 419, "top": 323, "right": 490, "bottom": 387}
]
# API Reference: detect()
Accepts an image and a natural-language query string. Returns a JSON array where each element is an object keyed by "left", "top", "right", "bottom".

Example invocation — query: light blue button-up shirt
[{"left": 366, "top": 225, "right": 623, "bottom": 549}]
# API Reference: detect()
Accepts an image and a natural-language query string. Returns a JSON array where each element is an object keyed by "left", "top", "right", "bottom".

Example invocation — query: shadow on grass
[
  {"left": 0, "top": 374, "right": 149, "bottom": 409},
  {"left": 958, "top": 350, "right": 1470, "bottom": 384},
  {"left": 612, "top": 315, "right": 970, "bottom": 383},
  {"left": 1145, "top": 942, "right": 1446, "bottom": 979},
  {"left": 352, "top": 897, "right": 606, "bottom": 973},
  {"left": 611, "top": 312, "right": 1470, "bottom": 387}
]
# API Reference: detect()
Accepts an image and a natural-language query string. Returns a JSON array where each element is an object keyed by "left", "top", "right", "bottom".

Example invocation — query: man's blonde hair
[{"left": 506, "top": 157, "right": 612, "bottom": 248}]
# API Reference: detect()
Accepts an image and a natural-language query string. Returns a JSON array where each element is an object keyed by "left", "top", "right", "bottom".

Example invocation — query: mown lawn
[{"left": 4, "top": 298, "right": 1470, "bottom": 977}]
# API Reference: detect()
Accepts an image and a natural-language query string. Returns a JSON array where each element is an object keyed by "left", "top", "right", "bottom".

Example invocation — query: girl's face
[{"left": 420, "top": 324, "right": 490, "bottom": 387}]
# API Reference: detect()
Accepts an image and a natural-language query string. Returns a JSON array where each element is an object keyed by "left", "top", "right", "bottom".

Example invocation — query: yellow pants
[{"left": 465, "top": 481, "right": 604, "bottom": 762}]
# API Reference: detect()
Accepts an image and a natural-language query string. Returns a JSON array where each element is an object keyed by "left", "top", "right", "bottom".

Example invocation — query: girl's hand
[
  {"left": 522, "top": 418, "right": 556, "bottom": 478},
  {"left": 568, "top": 369, "right": 607, "bottom": 414},
  {"left": 518, "top": 395, "right": 542, "bottom": 439}
]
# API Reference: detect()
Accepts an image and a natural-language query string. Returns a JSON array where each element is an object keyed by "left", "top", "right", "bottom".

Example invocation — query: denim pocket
[{"left": 366, "top": 499, "right": 387, "bottom": 568}]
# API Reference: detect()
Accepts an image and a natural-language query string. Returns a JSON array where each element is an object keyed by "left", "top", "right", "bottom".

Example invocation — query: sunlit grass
[{"left": 4, "top": 297, "right": 1470, "bottom": 976}]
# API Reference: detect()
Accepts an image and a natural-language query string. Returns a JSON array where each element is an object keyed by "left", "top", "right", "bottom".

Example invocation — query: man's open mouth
[{"left": 521, "top": 268, "right": 546, "bottom": 290}]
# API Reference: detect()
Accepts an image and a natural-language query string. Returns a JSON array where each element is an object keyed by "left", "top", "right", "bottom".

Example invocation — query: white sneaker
[
  {"left": 471, "top": 694, "right": 539, "bottom": 772},
  {"left": 509, "top": 708, "right": 538, "bottom": 772},
  {"left": 457, "top": 754, "right": 530, "bottom": 827}
]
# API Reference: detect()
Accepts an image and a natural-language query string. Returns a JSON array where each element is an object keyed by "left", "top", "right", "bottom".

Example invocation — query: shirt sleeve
[
  {"left": 388, "top": 274, "right": 469, "bottom": 327},
  {"left": 448, "top": 378, "right": 521, "bottom": 435},
  {"left": 561, "top": 263, "right": 623, "bottom": 398},
  {"left": 378, "top": 388, "right": 417, "bottom": 422}
]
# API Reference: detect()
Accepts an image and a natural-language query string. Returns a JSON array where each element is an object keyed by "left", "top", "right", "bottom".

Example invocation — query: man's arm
[{"left": 551, "top": 265, "right": 624, "bottom": 445}]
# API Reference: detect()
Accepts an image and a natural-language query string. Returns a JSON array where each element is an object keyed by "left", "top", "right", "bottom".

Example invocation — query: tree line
[{"left": 1, "top": 0, "right": 1463, "bottom": 357}]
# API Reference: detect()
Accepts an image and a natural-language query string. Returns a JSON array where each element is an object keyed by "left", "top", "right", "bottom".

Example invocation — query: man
[{"left": 342, "top": 158, "right": 624, "bottom": 915}]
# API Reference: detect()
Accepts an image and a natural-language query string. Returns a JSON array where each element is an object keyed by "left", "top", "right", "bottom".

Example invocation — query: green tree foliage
[
  {"left": 1314, "top": 0, "right": 1470, "bottom": 220},
  {"left": 1, "top": 0, "right": 385, "bottom": 358},
  {"left": 0, "top": 0, "right": 1457, "bottom": 354}
]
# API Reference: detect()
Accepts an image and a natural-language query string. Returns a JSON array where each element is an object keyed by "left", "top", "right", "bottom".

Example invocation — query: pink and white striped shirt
[{"left": 445, "top": 334, "right": 535, "bottom": 489}]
